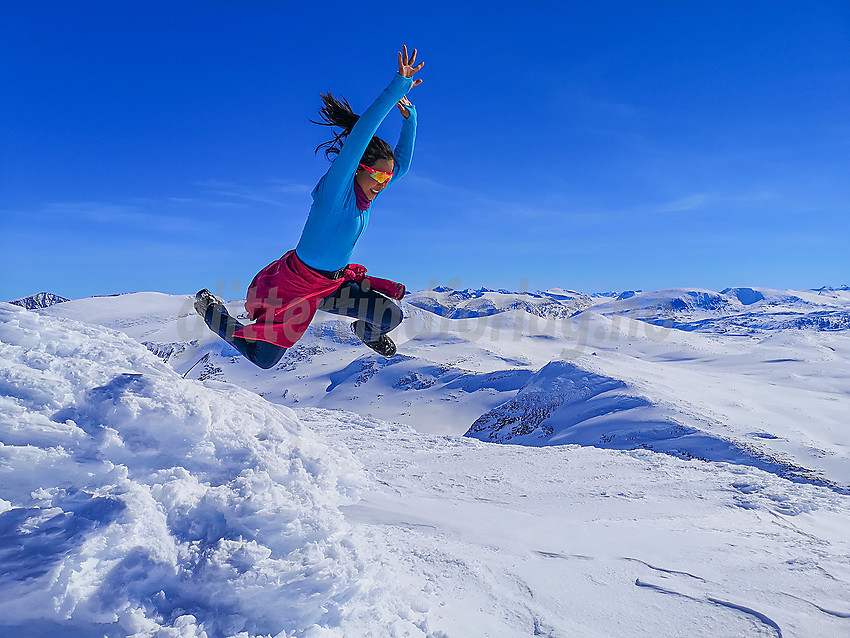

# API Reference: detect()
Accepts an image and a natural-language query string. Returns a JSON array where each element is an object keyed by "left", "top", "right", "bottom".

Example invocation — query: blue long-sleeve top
[{"left": 295, "top": 73, "right": 417, "bottom": 272}]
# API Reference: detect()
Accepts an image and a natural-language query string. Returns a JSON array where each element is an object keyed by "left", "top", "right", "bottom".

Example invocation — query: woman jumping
[{"left": 194, "top": 46, "right": 424, "bottom": 369}]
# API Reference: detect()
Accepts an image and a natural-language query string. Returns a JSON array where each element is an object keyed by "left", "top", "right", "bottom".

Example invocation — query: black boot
[
  {"left": 194, "top": 289, "right": 225, "bottom": 318},
  {"left": 350, "top": 320, "right": 397, "bottom": 358}
]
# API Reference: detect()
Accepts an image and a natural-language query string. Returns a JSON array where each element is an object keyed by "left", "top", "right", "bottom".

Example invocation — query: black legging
[{"left": 203, "top": 280, "right": 403, "bottom": 369}]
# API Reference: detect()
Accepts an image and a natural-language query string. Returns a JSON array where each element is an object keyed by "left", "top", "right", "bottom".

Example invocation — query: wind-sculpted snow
[
  {"left": 465, "top": 360, "right": 829, "bottom": 487},
  {"left": 0, "top": 303, "right": 428, "bottom": 637},
  {"left": 299, "top": 407, "right": 850, "bottom": 638}
]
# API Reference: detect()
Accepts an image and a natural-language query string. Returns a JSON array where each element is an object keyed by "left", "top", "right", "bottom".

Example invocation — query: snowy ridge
[
  {"left": 406, "top": 286, "right": 593, "bottom": 319},
  {"left": 465, "top": 360, "right": 832, "bottom": 488},
  {"left": 585, "top": 286, "right": 850, "bottom": 334}
]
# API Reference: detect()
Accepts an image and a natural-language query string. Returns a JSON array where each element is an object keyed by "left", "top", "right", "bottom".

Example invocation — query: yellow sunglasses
[{"left": 358, "top": 163, "right": 394, "bottom": 184}]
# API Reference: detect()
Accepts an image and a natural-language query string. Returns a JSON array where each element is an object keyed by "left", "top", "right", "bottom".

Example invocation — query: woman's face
[{"left": 355, "top": 158, "right": 395, "bottom": 201}]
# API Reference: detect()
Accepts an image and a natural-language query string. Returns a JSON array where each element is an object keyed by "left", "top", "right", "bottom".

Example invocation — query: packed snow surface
[{"left": 2, "top": 284, "right": 850, "bottom": 636}]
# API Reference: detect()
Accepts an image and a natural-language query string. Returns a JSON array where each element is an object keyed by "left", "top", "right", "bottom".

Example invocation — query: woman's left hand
[
  {"left": 398, "top": 45, "right": 424, "bottom": 87},
  {"left": 396, "top": 96, "right": 413, "bottom": 119}
]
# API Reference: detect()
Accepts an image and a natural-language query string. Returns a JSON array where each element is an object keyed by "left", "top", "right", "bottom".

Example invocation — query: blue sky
[{"left": 2, "top": 1, "right": 848, "bottom": 301}]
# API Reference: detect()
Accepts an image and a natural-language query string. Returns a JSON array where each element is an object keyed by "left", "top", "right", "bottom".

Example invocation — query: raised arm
[
  {"left": 390, "top": 96, "right": 417, "bottom": 183},
  {"left": 317, "top": 46, "right": 424, "bottom": 207}
]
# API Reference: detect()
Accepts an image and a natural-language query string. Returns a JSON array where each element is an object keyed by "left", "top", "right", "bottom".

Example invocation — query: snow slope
[
  {"left": 40, "top": 287, "right": 850, "bottom": 491},
  {"left": 2, "top": 301, "right": 849, "bottom": 637},
  {"left": 301, "top": 408, "right": 850, "bottom": 638}
]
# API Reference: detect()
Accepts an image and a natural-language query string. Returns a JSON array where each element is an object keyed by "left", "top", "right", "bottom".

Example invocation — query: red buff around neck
[{"left": 354, "top": 181, "right": 373, "bottom": 211}]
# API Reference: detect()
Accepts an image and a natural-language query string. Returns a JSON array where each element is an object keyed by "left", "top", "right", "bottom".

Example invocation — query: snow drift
[{"left": 0, "top": 302, "right": 425, "bottom": 637}]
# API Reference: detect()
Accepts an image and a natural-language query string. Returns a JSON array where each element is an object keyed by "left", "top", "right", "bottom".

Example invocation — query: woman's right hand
[
  {"left": 397, "top": 96, "right": 413, "bottom": 119},
  {"left": 398, "top": 45, "right": 424, "bottom": 88}
]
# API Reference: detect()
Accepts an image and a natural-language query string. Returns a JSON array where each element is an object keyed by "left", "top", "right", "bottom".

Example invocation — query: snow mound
[
  {"left": 465, "top": 360, "right": 835, "bottom": 487},
  {"left": 721, "top": 287, "right": 766, "bottom": 305},
  {"left": 0, "top": 303, "right": 426, "bottom": 637}
]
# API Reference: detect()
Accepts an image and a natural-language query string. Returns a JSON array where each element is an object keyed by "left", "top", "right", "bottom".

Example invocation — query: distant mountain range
[
  {"left": 586, "top": 286, "right": 850, "bottom": 333},
  {"left": 405, "top": 286, "right": 593, "bottom": 319},
  {"left": 403, "top": 285, "right": 850, "bottom": 333},
  {"left": 9, "top": 284, "right": 848, "bottom": 316}
]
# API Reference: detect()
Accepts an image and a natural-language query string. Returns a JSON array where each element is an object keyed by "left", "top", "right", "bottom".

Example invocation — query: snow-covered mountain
[
  {"left": 8, "top": 291, "right": 69, "bottom": 309},
  {"left": 406, "top": 286, "right": 593, "bottom": 319},
  {"left": 585, "top": 286, "right": 850, "bottom": 333},
  {"left": 3, "top": 292, "right": 850, "bottom": 636}
]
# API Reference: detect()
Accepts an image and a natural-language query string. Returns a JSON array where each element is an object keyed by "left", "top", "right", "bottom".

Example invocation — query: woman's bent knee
[{"left": 248, "top": 340, "right": 287, "bottom": 369}]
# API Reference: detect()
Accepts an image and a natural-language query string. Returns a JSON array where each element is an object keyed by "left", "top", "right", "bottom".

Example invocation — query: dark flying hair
[{"left": 312, "top": 92, "right": 395, "bottom": 166}]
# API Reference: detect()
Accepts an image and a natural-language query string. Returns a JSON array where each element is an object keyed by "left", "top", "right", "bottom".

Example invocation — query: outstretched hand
[
  {"left": 398, "top": 45, "right": 424, "bottom": 88},
  {"left": 396, "top": 96, "right": 413, "bottom": 119}
]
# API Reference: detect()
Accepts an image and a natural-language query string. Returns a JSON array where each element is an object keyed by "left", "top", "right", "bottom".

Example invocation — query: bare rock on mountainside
[{"left": 8, "top": 292, "right": 69, "bottom": 310}]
